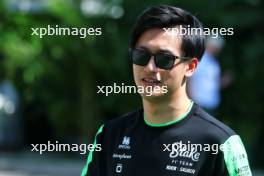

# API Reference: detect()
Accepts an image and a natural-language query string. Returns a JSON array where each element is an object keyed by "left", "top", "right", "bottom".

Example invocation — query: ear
[{"left": 185, "top": 58, "right": 198, "bottom": 77}]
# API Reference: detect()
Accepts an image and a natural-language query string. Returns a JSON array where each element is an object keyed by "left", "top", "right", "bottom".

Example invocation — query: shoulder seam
[{"left": 195, "top": 112, "right": 234, "bottom": 137}]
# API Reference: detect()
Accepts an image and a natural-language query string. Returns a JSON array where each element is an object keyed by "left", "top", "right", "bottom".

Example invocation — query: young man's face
[{"left": 133, "top": 28, "right": 196, "bottom": 100}]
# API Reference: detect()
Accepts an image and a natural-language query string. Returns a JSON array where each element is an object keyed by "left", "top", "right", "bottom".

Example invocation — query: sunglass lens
[
  {"left": 155, "top": 54, "right": 175, "bottom": 70},
  {"left": 131, "top": 49, "right": 150, "bottom": 66}
]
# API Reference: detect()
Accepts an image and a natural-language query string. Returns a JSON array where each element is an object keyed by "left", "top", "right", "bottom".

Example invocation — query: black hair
[{"left": 130, "top": 5, "right": 205, "bottom": 61}]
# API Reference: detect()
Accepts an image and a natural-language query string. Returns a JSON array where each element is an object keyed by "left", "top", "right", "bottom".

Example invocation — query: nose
[{"left": 144, "top": 56, "right": 158, "bottom": 72}]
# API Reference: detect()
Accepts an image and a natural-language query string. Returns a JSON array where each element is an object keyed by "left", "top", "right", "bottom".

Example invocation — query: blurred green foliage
[{"left": 0, "top": 0, "right": 263, "bottom": 168}]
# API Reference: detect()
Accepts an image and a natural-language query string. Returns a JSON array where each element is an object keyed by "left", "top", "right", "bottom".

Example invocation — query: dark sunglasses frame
[{"left": 129, "top": 48, "right": 191, "bottom": 70}]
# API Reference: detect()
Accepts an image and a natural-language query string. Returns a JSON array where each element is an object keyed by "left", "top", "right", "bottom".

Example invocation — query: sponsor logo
[
  {"left": 169, "top": 142, "right": 201, "bottom": 162},
  {"left": 118, "top": 136, "right": 131, "bottom": 150},
  {"left": 112, "top": 153, "right": 132, "bottom": 160},
  {"left": 116, "top": 163, "right": 123, "bottom": 173}
]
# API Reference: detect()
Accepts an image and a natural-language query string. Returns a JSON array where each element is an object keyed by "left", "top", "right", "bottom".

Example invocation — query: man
[
  {"left": 188, "top": 36, "right": 225, "bottom": 113},
  {"left": 82, "top": 5, "right": 252, "bottom": 176},
  {"left": 0, "top": 55, "right": 22, "bottom": 149}
]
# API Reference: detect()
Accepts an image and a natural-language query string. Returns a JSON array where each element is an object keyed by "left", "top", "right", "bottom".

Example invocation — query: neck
[{"left": 143, "top": 88, "right": 192, "bottom": 125}]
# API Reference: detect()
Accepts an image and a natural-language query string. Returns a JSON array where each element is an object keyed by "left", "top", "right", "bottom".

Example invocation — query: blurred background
[{"left": 0, "top": 0, "right": 263, "bottom": 175}]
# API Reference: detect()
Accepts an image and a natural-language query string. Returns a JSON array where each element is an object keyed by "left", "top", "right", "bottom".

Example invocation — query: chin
[{"left": 140, "top": 92, "right": 168, "bottom": 102}]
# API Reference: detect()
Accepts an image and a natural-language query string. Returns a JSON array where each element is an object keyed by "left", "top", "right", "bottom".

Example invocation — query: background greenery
[{"left": 0, "top": 0, "right": 263, "bottom": 169}]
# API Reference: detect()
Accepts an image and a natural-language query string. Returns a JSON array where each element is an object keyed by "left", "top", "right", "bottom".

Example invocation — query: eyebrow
[{"left": 137, "top": 46, "right": 175, "bottom": 55}]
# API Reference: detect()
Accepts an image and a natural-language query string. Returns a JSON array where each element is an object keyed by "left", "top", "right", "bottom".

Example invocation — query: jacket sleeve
[
  {"left": 81, "top": 124, "right": 105, "bottom": 176},
  {"left": 221, "top": 135, "right": 252, "bottom": 176}
]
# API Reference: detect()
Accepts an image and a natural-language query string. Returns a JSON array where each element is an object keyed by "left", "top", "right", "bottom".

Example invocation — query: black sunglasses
[{"left": 129, "top": 48, "right": 190, "bottom": 70}]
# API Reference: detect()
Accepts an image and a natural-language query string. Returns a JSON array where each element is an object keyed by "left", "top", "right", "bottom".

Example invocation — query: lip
[{"left": 141, "top": 77, "right": 161, "bottom": 86}]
